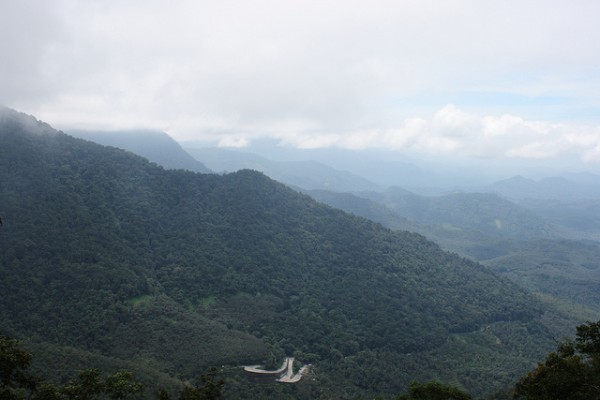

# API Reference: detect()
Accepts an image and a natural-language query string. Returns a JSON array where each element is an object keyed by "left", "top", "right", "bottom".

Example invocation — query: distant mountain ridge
[
  {"left": 304, "top": 189, "right": 421, "bottom": 233},
  {"left": 305, "top": 184, "right": 600, "bottom": 321},
  {"left": 357, "top": 188, "right": 556, "bottom": 240},
  {"left": 186, "top": 146, "right": 380, "bottom": 192},
  {"left": 487, "top": 174, "right": 600, "bottom": 201},
  {"left": 0, "top": 107, "right": 562, "bottom": 398},
  {"left": 69, "top": 129, "right": 212, "bottom": 173}
]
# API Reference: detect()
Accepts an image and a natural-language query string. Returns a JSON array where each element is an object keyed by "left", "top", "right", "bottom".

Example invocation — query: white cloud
[
  {"left": 279, "top": 132, "right": 342, "bottom": 149},
  {"left": 225, "top": 105, "right": 600, "bottom": 166},
  {"left": 217, "top": 136, "right": 250, "bottom": 148},
  {"left": 0, "top": 1, "right": 65, "bottom": 105},
  {"left": 2, "top": 1, "right": 600, "bottom": 167},
  {"left": 583, "top": 144, "right": 600, "bottom": 163}
]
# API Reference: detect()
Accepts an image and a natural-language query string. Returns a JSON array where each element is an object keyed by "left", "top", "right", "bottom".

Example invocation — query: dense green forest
[
  {"left": 306, "top": 188, "right": 557, "bottom": 261},
  {"left": 0, "top": 108, "right": 572, "bottom": 398},
  {"left": 357, "top": 188, "right": 557, "bottom": 241},
  {"left": 7, "top": 320, "right": 600, "bottom": 399},
  {"left": 307, "top": 187, "right": 600, "bottom": 322},
  {"left": 513, "top": 319, "right": 600, "bottom": 399}
]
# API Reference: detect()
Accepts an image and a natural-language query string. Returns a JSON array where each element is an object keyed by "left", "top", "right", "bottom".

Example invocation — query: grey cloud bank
[{"left": 2, "top": 0, "right": 600, "bottom": 169}]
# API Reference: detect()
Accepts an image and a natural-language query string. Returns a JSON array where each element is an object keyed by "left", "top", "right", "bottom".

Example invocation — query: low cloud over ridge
[{"left": 2, "top": 1, "right": 600, "bottom": 167}]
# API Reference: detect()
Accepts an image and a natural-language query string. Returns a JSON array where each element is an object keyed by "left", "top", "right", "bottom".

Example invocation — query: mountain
[
  {"left": 304, "top": 189, "right": 421, "bottom": 233},
  {"left": 0, "top": 107, "right": 565, "bottom": 398},
  {"left": 182, "top": 140, "right": 501, "bottom": 191},
  {"left": 307, "top": 189, "right": 512, "bottom": 260},
  {"left": 185, "top": 147, "right": 380, "bottom": 192},
  {"left": 488, "top": 175, "right": 600, "bottom": 202},
  {"left": 69, "top": 129, "right": 212, "bottom": 173},
  {"left": 486, "top": 174, "right": 600, "bottom": 241},
  {"left": 483, "top": 239, "right": 600, "bottom": 316},
  {"left": 305, "top": 188, "right": 600, "bottom": 322},
  {"left": 358, "top": 188, "right": 557, "bottom": 241},
  {"left": 515, "top": 198, "right": 600, "bottom": 242}
]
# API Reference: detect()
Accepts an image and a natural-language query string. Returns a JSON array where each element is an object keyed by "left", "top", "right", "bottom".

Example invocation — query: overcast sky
[{"left": 2, "top": 0, "right": 600, "bottom": 167}]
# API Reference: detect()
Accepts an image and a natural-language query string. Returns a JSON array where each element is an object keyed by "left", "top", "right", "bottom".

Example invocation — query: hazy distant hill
[
  {"left": 182, "top": 140, "right": 481, "bottom": 191},
  {"left": 0, "top": 107, "right": 564, "bottom": 398},
  {"left": 186, "top": 147, "right": 380, "bottom": 192},
  {"left": 487, "top": 174, "right": 600, "bottom": 201},
  {"left": 304, "top": 189, "right": 420, "bottom": 233},
  {"left": 70, "top": 129, "right": 212, "bottom": 173},
  {"left": 485, "top": 175, "right": 600, "bottom": 241},
  {"left": 306, "top": 187, "right": 600, "bottom": 320},
  {"left": 484, "top": 239, "right": 600, "bottom": 313},
  {"left": 358, "top": 188, "right": 557, "bottom": 240}
]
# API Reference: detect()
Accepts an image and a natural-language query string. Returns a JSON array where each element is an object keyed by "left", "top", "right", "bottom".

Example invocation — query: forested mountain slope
[
  {"left": 0, "top": 108, "right": 560, "bottom": 398},
  {"left": 304, "top": 189, "right": 420, "bottom": 233},
  {"left": 359, "top": 188, "right": 557, "bottom": 240},
  {"left": 308, "top": 187, "right": 559, "bottom": 261},
  {"left": 306, "top": 189, "right": 600, "bottom": 326},
  {"left": 484, "top": 239, "right": 600, "bottom": 312}
]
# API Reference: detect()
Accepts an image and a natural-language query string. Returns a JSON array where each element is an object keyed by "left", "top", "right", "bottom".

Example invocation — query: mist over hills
[
  {"left": 357, "top": 189, "right": 556, "bottom": 240},
  {"left": 0, "top": 107, "right": 569, "bottom": 398},
  {"left": 186, "top": 147, "right": 380, "bottom": 192},
  {"left": 486, "top": 174, "right": 600, "bottom": 202},
  {"left": 183, "top": 139, "right": 600, "bottom": 193},
  {"left": 183, "top": 142, "right": 452, "bottom": 193}
]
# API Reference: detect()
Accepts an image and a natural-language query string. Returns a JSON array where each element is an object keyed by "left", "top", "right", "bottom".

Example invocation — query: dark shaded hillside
[
  {"left": 0, "top": 110, "right": 266, "bottom": 378},
  {"left": 0, "top": 108, "right": 557, "bottom": 398}
]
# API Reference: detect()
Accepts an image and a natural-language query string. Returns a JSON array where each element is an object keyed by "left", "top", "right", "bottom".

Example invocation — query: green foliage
[
  {"left": 397, "top": 381, "right": 472, "bottom": 400},
  {"left": 0, "top": 335, "right": 144, "bottom": 400},
  {"left": 0, "top": 108, "right": 560, "bottom": 398},
  {"left": 0, "top": 336, "right": 228, "bottom": 400},
  {"left": 514, "top": 320, "right": 600, "bottom": 399},
  {"left": 0, "top": 335, "right": 37, "bottom": 399},
  {"left": 62, "top": 369, "right": 106, "bottom": 400},
  {"left": 59, "top": 368, "right": 142, "bottom": 400},
  {"left": 360, "top": 189, "right": 554, "bottom": 240},
  {"left": 32, "top": 383, "right": 64, "bottom": 400},
  {"left": 178, "top": 368, "right": 224, "bottom": 400},
  {"left": 484, "top": 239, "right": 600, "bottom": 312}
]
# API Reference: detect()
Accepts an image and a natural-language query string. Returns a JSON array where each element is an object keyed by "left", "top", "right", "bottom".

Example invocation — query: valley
[
  {"left": 183, "top": 141, "right": 600, "bottom": 323},
  {"left": 1, "top": 107, "right": 599, "bottom": 399}
]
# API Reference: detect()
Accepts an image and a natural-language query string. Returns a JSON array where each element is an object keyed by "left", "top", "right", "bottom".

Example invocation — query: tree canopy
[
  {"left": 0, "top": 108, "right": 562, "bottom": 398},
  {"left": 396, "top": 381, "right": 472, "bottom": 400},
  {"left": 514, "top": 320, "right": 600, "bottom": 400},
  {"left": 0, "top": 335, "right": 225, "bottom": 400}
]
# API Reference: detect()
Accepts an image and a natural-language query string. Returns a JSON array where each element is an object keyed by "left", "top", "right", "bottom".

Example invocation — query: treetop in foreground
[{"left": 514, "top": 320, "right": 600, "bottom": 400}]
